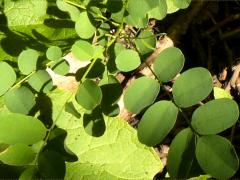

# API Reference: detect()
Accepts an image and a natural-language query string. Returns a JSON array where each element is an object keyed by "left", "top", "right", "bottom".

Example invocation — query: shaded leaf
[
  {"left": 19, "top": 167, "right": 38, "bottom": 180},
  {"left": 191, "top": 98, "right": 239, "bottom": 135},
  {"left": 75, "top": 79, "right": 102, "bottom": 110},
  {"left": 135, "top": 30, "right": 156, "bottom": 55},
  {"left": 71, "top": 40, "right": 94, "bottom": 61},
  {"left": 138, "top": 101, "right": 178, "bottom": 146},
  {"left": 51, "top": 59, "right": 70, "bottom": 75},
  {"left": 28, "top": 70, "right": 53, "bottom": 93},
  {"left": 4, "top": 86, "right": 36, "bottom": 114},
  {"left": 196, "top": 135, "right": 239, "bottom": 179},
  {"left": 172, "top": 67, "right": 213, "bottom": 108},
  {"left": 0, "top": 62, "right": 16, "bottom": 96},
  {"left": 153, "top": 47, "right": 185, "bottom": 82},
  {"left": 124, "top": 77, "right": 160, "bottom": 114}
]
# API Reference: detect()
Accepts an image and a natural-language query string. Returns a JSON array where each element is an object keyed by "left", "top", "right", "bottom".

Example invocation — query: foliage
[{"left": 0, "top": 0, "right": 239, "bottom": 179}]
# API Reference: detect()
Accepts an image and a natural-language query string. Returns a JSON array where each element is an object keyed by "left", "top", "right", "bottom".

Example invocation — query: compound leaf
[
  {"left": 172, "top": 67, "right": 213, "bottom": 108},
  {"left": 4, "top": 86, "right": 36, "bottom": 114},
  {"left": 196, "top": 135, "right": 239, "bottom": 179},
  {"left": 191, "top": 98, "right": 239, "bottom": 135},
  {"left": 115, "top": 49, "right": 141, "bottom": 72},
  {"left": 153, "top": 47, "right": 185, "bottom": 82},
  {"left": 0, "top": 62, "right": 16, "bottom": 96},
  {"left": 0, "top": 144, "right": 36, "bottom": 166},
  {"left": 138, "top": 101, "right": 178, "bottom": 146},
  {"left": 75, "top": 79, "right": 102, "bottom": 110},
  {"left": 124, "top": 77, "right": 160, "bottom": 114},
  {"left": 0, "top": 113, "right": 46, "bottom": 145}
]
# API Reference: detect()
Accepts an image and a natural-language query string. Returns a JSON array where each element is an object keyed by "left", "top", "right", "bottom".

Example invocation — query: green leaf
[
  {"left": 138, "top": 101, "right": 178, "bottom": 146},
  {"left": 196, "top": 135, "right": 239, "bottom": 179},
  {"left": 135, "top": 30, "right": 156, "bottom": 55},
  {"left": 28, "top": 70, "right": 53, "bottom": 93},
  {"left": 0, "top": 113, "right": 46, "bottom": 145},
  {"left": 153, "top": 47, "right": 185, "bottom": 82},
  {"left": 106, "top": 0, "right": 123, "bottom": 13},
  {"left": 147, "top": 0, "right": 167, "bottom": 20},
  {"left": 18, "top": 49, "right": 39, "bottom": 75},
  {"left": 0, "top": 144, "right": 36, "bottom": 166},
  {"left": 4, "top": 86, "right": 36, "bottom": 114},
  {"left": 49, "top": 89, "right": 162, "bottom": 179},
  {"left": 56, "top": 0, "right": 80, "bottom": 21},
  {"left": 188, "top": 175, "right": 211, "bottom": 180},
  {"left": 213, "top": 87, "right": 232, "bottom": 99},
  {"left": 71, "top": 40, "right": 94, "bottom": 61},
  {"left": 166, "top": 0, "right": 180, "bottom": 14},
  {"left": 173, "top": 0, "right": 191, "bottom": 9},
  {"left": 51, "top": 59, "right": 70, "bottom": 75},
  {"left": 38, "top": 150, "right": 66, "bottom": 179},
  {"left": 0, "top": 62, "right": 16, "bottom": 96},
  {"left": 75, "top": 79, "right": 102, "bottom": 110},
  {"left": 19, "top": 167, "right": 38, "bottom": 180},
  {"left": 172, "top": 67, "right": 213, "bottom": 108},
  {"left": 127, "top": 0, "right": 151, "bottom": 18},
  {"left": 75, "top": 12, "right": 96, "bottom": 39},
  {"left": 191, "top": 98, "right": 239, "bottom": 135},
  {"left": 167, "top": 128, "right": 202, "bottom": 178},
  {"left": 124, "top": 77, "right": 160, "bottom": 114},
  {"left": 115, "top": 49, "right": 141, "bottom": 72},
  {"left": 46, "top": 46, "right": 62, "bottom": 61},
  {"left": 83, "top": 108, "right": 106, "bottom": 137}
]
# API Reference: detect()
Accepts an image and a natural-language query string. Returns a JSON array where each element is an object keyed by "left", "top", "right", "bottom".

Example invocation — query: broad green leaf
[
  {"left": 56, "top": 0, "right": 80, "bottom": 21},
  {"left": 135, "top": 30, "right": 156, "bottom": 55},
  {"left": 153, "top": 47, "right": 185, "bottom": 82},
  {"left": 124, "top": 77, "right": 160, "bottom": 114},
  {"left": 167, "top": 128, "right": 202, "bottom": 178},
  {"left": 173, "top": 0, "right": 191, "bottom": 9},
  {"left": 127, "top": 0, "right": 151, "bottom": 18},
  {"left": 71, "top": 40, "right": 94, "bottom": 61},
  {"left": 115, "top": 49, "right": 141, "bottom": 72},
  {"left": 51, "top": 59, "right": 70, "bottom": 75},
  {"left": 166, "top": 0, "right": 180, "bottom": 14},
  {"left": 191, "top": 98, "right": 239, "bottom": 135},
  {"left": 0, "top": 113, "right": 46, "bottom": 145},
  {"left": 0, "top": 62, "right": 16, "bottom": 96},
  {"left": 0, "top": 144, "right": 35, "bottom": 166},
  {"left": 46, "top": 46, "right": 62, "bottom": 61},
  {"left": 19, "top": 167, "right": 38, "bottom": 180},
  {"left": 75, "top": 12, "right": 96, "bottom": 39},
  {"left": 48, "top": 89, "right": 162, "bottom": 179},
  {"left": 125, "top": 14, "right": 148, "bottom": 28},
  {"left": 172, "top": 67, "right": 213, "bottom": 108},
  {"left": 188, "top": 175, "right": 211, "bottom": 180},
  {"left": 38, "top": 150, "right": 66, "bottom": 179},
  {"left": 4, "top": 86, "right": 36, "bottom": 114},
  {"left": 75, "top": 79, "right": 102, "bottom": 110},
  {"left": 18, "top": 49, "right": 39, "bottom": 75},
  {"left": 196, "top": 135, "right": 239, "bottom": 179},
  {"left": 147, "top": 0, "right": 167, "bottom": 20},
  {"left": 138, "top": 101, "right": 178, "bottom": 146},
  {"left": 28, "top": 70, "right": 53, "bottom": 93},
  {"left": 111, "top": 5, "right": 125, "bottom": 23},
  {"left": 213, "top": 87, "right": 232, "bottom": 99}
]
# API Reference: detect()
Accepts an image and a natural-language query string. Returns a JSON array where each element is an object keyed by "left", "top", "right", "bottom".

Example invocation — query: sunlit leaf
[
  {"left": 18, "top": 49, "right": 39, "bottom": 75},
  {"left": 71, "top": 40, "right": 94, "bottom": 61},
  {"left": 46, "top": 46, "right": 62, "bottom": 61},
  {"left": 0, "top": 144, "right": 36, "bottom": 166},
  {"left": 213, "top": 87, "right": 232, "bottom": 99},
  {"left": 0, "top": 113, "right": 46, "bottom": 145}
]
